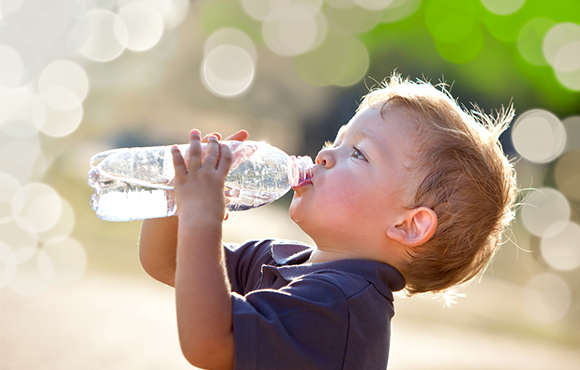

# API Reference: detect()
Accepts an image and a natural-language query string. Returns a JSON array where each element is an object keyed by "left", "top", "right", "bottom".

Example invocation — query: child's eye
[{"left": 351, "top": 147, "right": 367, "bottom": 161}]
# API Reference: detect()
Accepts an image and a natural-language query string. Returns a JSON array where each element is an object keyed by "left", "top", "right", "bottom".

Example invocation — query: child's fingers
[
  {"left": 187, "top": 129, "right": 202, "bottom": 169},
  {"left": 224, "top": 130, "right": 249, "bottom": 142},
  {"left": 201, "top": 132, "right": 223, "bottom": 143},
  {"left": 171, "top": 145, "right": 187, "bottom": 176},
  {"left": 203, "top": 135, "right": 221, "bottom": 169},
  {"left": 217, "top": 142, "right": 233, "bottom": 173}
]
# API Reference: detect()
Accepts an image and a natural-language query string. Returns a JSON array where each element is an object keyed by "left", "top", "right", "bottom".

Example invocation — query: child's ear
[{"left": 386, "top": 207, "right": 437, "bottom": 247}]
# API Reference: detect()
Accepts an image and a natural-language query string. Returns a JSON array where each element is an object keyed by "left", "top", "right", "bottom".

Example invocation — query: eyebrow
[
  {"left": 358, "top": 127, "right": 379, "bottom": 144},
  {"left": 335, "top": 125, "right": 380, "bottom": 146}
]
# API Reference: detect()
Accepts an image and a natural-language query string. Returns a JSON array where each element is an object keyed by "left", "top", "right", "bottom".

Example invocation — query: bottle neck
[{"left": 290, "top": 155, "right": 313, "bottom": 187}]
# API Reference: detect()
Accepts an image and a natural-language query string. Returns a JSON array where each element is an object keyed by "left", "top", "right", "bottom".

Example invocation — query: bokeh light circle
[
  {"left": 481, "top": 0, "right": 525, "bottom": 16},
  {"left": 9, "top": 246, "right": 53, "bottom": 296},
  {"left": 540, "top": 221, "right": 580, "bottom": 271},
  {"left": 142, "top": 0, "right": 190, "bottom": 29},
  {"left": 80, "top": 9, "right": 128, "bottom": 62},
  {"left": 37, "top": 197, "right": 76, "bottom": 243},
  {"left": 355, "top": 0, "right": 394, "bottom": 10},
  {"left": 326, "top": 0, "right": 357, "bottom": 8},
  {"left": 262, "top": 3, "right": 322, "bottom": 57},
  {"left": 40, "top": 87, "right": 81, "bottom": 111},
  {"left": 204, "top": 28, "right": 257, "bottom": 62},
  {"left": 0, "top": 135, "right": 42, "bottom": 182},
  {"left": 563, "top": 116, "right": 580, "bottom": 152},
  {"left": 425, "top": 0, "right": 483, "bottom": 63},
  {"left": 0, "top": 220, "right": 39, "bottom": 251},
  {"left": 0, "top": 120, "right": 39, "bottom": 140},
  {"left": 38, "top": 60, "right": 89, "bottom": 104},
  {"left": 0, "top": 44, "right": 24, "bottom": 87},
  {"left": 0, "top": 0, "right": 26, "bottom": 16},
  {"left": 202, "top": 45, "right": 255, "bottom": 98},
  {"left": 0, "top": 172, "right": 22, "bottom": 224},
  {"left": 0, "top": 98, "right": 40, "bottom": 135},
  {"left": 242, "top": 0, "right": 323, "bottom": 21},
  {"left": 240, "top": 0, "right": 276, "bottom": 21},
  {"left": 555, "top": 67, "right": 580, "bottom": 91},
  {"left": 431, "top": 13, "right": 476, "bottom": 43},
  {"left": 381, "top": 0, "right": 422, "bottom": 23},
  {"left": 12, "top": 182, "right": 63, "bottom": 234},
  {"left": 522, "top": 273, "right": 571, "bottom": 323},
  {"left": 554, "top": 150, "right": 580, "bottom": 200},
  {"left": 517, "top": 18, "right": 556, "bottom": 66},
  {"left": 435, "top": 24, "right": 484, "bottom": 63},
  {"left": 553, "top": 40, "right": 580, "bottom": 73},
  {"left": 41, "top": 237, "right": 87, "bottom": 285},
  {"left": 83, "top": 0, "right": 116, "bottom": 11},
  {"left": 0, "top": 242, "right": 17, "bottom": 288},
  {"left": 520, "top": 187, "right": 570, "bottom": 237},
  {"left": 294, "top": 35, "right": 369, "bottom": 86},
  {"left": 511, "top": 109, "right": 566, "bottom": 163},
  {"left": 543, "top": 22, "right": 580, "bottom": 69},
  {"left": 326, "top": 4, "right": 384, "bottom": 35},
  {"left": 37, "top": 98, "right": 83, "bottom": 138},
  {"left": 117, "top": 1, "right": 164, "bottom": 52}
]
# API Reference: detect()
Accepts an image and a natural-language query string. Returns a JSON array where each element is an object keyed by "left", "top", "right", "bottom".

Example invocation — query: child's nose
[{"left": 315, "top": 149, "right": 334, "bottom": 168}]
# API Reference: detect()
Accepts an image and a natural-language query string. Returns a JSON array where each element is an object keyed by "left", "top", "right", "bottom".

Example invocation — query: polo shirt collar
[{"left": 269, "top": 241, "right": 406, "bottom": 298}]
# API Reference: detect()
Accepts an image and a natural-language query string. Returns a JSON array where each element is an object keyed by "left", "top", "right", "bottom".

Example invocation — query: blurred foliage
[{"left": 199, "top": 0, "right": 580, "bottom": 117}]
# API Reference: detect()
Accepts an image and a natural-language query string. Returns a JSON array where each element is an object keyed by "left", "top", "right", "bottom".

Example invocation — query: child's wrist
[{"left": 177, "top": 204, "right": 225, "bottom": 227}]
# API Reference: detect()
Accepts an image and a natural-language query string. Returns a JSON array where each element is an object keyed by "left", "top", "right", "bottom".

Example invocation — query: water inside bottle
[
  {"left": 90, "top": 180, "right": 175, "bottom": 221},
  {"left": 88, "top": 141, "right": 313, "bottom": 221}
]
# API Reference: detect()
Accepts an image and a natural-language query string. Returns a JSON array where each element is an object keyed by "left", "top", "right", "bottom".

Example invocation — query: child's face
[{"left": 289, "top": 105, "right": 420, "bottom": 259}]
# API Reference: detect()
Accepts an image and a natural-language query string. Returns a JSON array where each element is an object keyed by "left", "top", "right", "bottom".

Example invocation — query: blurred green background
[{"left": 1, "top": 0, "right": 579, "bottom": 369}]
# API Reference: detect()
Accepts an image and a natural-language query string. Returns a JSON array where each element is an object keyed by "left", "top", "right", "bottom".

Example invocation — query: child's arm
[
  {"left": 138, "top": 130, "right": 248, "bottom": 287},
  {"left": 139, "top": 216, "right": 178, "bottom": 286},
  {"left": 170, "top": 130, "right": 234, "bottom": 370}
]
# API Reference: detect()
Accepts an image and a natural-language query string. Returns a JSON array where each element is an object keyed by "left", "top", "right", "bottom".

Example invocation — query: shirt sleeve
[
  {"left": 224, "top": 240, "right": 275, "bottom": 295},
  {"left": 231, "top": 274, "right": 349, "bottom": 370}
]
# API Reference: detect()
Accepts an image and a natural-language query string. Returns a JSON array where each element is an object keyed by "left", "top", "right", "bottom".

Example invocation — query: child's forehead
[
  {"left": 334, "top": 107, "right": 387, "bottom": 140},
  {"left": 335, "top": 124, "right": 348, "bottom": 139}
]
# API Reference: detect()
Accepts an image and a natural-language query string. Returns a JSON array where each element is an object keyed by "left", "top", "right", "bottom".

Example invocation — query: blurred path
[{"left": 1, "top": 271, "right": 579, "bottom": 370}]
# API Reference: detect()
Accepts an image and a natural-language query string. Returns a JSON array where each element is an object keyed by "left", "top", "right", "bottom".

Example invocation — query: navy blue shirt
[{"left": 224, "top": 239, "right": 406, "bottom": 370}]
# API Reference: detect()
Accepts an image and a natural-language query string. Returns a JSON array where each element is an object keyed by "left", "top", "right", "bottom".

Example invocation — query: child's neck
[{"left": 306, "top": 248, "right": 359, "bottom": 264}]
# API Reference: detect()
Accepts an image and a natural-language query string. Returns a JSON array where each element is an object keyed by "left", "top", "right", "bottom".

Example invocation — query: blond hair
[{"left": 360, "top": 73, "right": 517, "bottom": 295}]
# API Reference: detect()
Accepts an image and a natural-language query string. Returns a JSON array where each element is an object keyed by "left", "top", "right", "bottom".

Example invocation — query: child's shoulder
[
  {"left": 321, "top": 265, "right": 397, "bottom": 297},
  {"left": 293, "top": 259, "right": 405, "bottom": 302}
]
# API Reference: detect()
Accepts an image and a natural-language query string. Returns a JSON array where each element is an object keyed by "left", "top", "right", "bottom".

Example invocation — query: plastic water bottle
[{"left": 87, "top": 141, "right": 313, "bottom": 222}]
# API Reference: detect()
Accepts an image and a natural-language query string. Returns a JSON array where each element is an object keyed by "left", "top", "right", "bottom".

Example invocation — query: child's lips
[{"left": 292, "top": 179, "right": 312, "bottom": 191}]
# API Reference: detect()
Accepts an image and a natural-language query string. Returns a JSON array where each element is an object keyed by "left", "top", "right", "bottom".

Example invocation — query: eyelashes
[
  {"left": 321, "top": 141, "right": 367, "bottom": 161},
  {"left": 352, "top": 148, "right": 367, "bottom": 161}
]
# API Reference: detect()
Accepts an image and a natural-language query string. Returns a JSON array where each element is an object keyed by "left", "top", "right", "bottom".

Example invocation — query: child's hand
[
  {"left": 171, "top": 130, "right": 233, "bottom": 222},
  {"left": 201, "top": 129, "right": 249, "bottom": 143}
]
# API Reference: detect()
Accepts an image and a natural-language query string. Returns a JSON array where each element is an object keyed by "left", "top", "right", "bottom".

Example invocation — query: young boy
[{"left": 138, "top": 73, "right": 517, "bottom": 370}]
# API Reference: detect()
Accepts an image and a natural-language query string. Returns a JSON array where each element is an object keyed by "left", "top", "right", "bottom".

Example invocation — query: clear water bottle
[{"left": 87, "top": 141, "right": 313, "bottom": 222}]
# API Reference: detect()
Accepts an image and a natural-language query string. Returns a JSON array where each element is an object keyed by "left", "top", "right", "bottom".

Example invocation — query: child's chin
[{"left": 288, "top": 200, "right": 302, "bottom": 222}]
